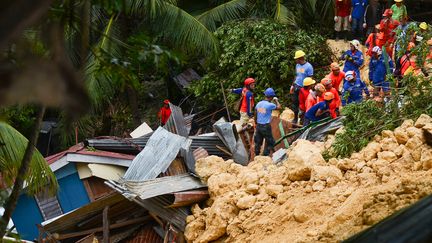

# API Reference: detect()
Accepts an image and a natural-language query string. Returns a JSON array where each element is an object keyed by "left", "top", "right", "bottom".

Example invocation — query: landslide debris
[{"left": 185, "top": 114, "right": 432, "bottom": 243}]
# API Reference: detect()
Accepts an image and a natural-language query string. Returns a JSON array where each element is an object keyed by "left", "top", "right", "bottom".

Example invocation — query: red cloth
[
  {"left": 336, "top": 0, "right": 351, "bottom": 17},
  {"left": 299, "top": 87, "right": 311, "bottom": 112},
  {"left": 158, "top": 106, "right": 171, "bottom": 125},
  {"left": 327, "top": 88, "right": 341, "bottom": 118},
  {"left": 305, "top": 92, "right": 323, "bottom": 112},
  {"left": 365, "top": 32, "right": 386, "bottom": 56},
  {"left": 328, "top": 71, "right": 345, "bottom": 91}
]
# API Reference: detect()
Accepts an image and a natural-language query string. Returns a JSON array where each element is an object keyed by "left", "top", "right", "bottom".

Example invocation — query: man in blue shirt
[
  {"left": 341, "top": 40, "right": 364, "bottom": 78},
  {"left": 342, "top": 70, "right": 370, "bottom": 105},
  {"left": 369, "top": 46, "right": 394, "bottom": 97},
  {"left": 304, "top": 92, "right": 334, "bottom": 126},
  {"left": 254, "top": 88, "right": 281, "bottom": 156},
  {"left": 352, "top": 0, "right": 369, "bottom": 40},
  {"left": 290, "top": 50, "right": 314, "bottom": 124}
]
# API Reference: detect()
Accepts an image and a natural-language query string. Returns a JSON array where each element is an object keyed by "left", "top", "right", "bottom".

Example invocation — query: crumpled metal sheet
[
  {"left": 163, "top": 103, "right": 189, "bottom": 137},
  {"left": 213, "top": 122, "right": 248, "bottom": 165},
  {"left": 123, "top": 127, "right": 188, "bottom": 181},
  {"left": 298, "top": 116, "right": 345, "bottom": 141}
]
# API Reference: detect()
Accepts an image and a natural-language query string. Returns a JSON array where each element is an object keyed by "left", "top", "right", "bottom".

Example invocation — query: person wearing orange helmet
[
  {"left": 158, "top": 99, "right": 172, "bottom": 126},
  {"left": 231, "top": 78, "right": 256, "bottom": 125},
  {"left": 328, "top": 62, "right": 345, "bottom": 92},
  {"left": 304, "top": 92, "right": 334, "bottom": 126},
  {"left": 321, "top": 77, "right": 341, "bottom": 118},
  {"left": 305, "top": 83, "right": 325, "bottom": 112}
]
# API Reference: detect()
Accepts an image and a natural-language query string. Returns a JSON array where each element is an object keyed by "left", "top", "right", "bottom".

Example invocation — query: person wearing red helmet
[
  {"left": 231, "top": 78, "right": 256, "bottom": 125},
  {"left": 158, "top": 99, "right": 172, "bottom": 126},
  {"left": 321, "top": 77, "right": 341, "bottom": 118},
  {"left": 379, "top": 9, "right": 399, "bottom": 58}
]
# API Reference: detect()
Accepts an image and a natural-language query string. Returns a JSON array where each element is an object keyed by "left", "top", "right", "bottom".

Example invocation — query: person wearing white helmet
[
  {"left": 340, "top": 39, "right": 364, "bottom": 78},
  {"left": 342, "top": 70, "right": 370, "bottom": 105},
  {"left": 369, "top": 46, "right": 394, "bottom": 97}
]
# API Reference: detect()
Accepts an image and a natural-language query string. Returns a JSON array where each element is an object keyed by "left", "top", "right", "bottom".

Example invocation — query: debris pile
[{"left": 185, "top": 114, "right": 432, "bottom": 242}]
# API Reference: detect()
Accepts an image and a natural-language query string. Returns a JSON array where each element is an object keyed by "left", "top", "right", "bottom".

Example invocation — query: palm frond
[
  {"left": 197, "top": 0, "right": 247, "bottom": 31},
  {"left": 155, "top": 2, "right": 220, "bottom": 59},
  {"left": 275, "top": 1, "right": 296, "bottom": 26},
  {"left": 0, "top": 122, "right": 58, "bottom": 195},
  {"left": 125, "top": 0, "right": 164, "bottom": 17}
]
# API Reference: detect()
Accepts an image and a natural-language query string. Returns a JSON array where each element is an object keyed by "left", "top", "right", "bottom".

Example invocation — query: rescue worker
[
  {"left": 305, "top": 83, "right": 326, "bottom": 112},
  {"left": 334, "top": 0, "right": 352, "bottom": 41},
  {"left": 342, "top": 71, "right": 370, "bottom": 105},
  {"left": 351, "top": 0, "right": 369, "bottom": 40},
  {"left": 298, "top": 77, "right": 316, "bottom": 124},
  {"left": 254, "top": 88, "right": 281, "bottom": 156},
  {"left": 231, "top": 78, "right": 255, "bottom": 125},
  {"left": 341, "top": 40, "right": 364, "bottom": 78},
  {"left": 321, "top": 77, "right": 341, "bottom": 118},
  {"left": 290, "top": 50, "right": 314, "bottom": 124},
  {"left": 304, "top": 92, "right": 334, "bottom": 126},
  {"left": 390, "top": 0, "right": 407, "bottom": 22},
  {"left": 158, "top": 99, "right": 172, "bottom": 126},
  {"left": 380, "top": 9, "right": 399, "bottom": 58},
  {"left": 328, "top": 62, "right": 345, "bottom": 92},
  {"left": 415, "top": 22, "right": 429, "bottom": 44},
  {"left": 363, "top": 0, "right": 383, "bottom": 37},
  {"left": 365, "top": 24, "right": 385, "bottom": 56},
  {"left": 369, "top": 46, "right": 394, "bottom": 97}
]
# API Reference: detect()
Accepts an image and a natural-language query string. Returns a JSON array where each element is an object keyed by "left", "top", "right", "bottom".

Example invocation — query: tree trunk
[
  {"left": 0, "top": 105, "right": 46, "bottom": 238},
  {"left": 126, "top": 85, "right": 141, "bottom": 127}
]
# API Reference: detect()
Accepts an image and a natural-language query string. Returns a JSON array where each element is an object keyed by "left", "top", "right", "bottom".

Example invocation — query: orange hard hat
[
  {"left": 330, "top": 62, "right": 340, "bottom": 71},
  {"left": 244, "top": 78, "right": 255, "bottom": 86},
  {"left": 314, "top": 83, "right": 326, "bottom": 93},
  {"left": 324, "top": 92, "right": 335, "bottom": 101},
  {"left": 321, "top": 77, "right": 332, "bottom": 86}
]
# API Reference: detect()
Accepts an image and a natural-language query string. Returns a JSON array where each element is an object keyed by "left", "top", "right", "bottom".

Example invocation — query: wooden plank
[
  {"left": 56, "top": 216, "right": 151, "bottom": 240},
  {"left": 103, "top": 206, "right": 109, "bottom": 243}
]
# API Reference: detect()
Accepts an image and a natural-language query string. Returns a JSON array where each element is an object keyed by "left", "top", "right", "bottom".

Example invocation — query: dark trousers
[
  {"left": 291, "top": 85, "right": 301, "bottom": 123},
  {"left": 254, "top": 124, "right": 275, "bottom": 156}
]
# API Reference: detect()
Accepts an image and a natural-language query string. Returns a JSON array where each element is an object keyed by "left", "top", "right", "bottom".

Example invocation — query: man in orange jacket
[
  {"left": 327, "top": 62, "right": 345, "bottom": 92},
  {"left": 305, "top": 83, "right": 326, "bottom": 112},
  {"left": 321, "top": 77, "right": 341, "bottom": 118},
  {"left": 158, "top": 99, "right": 172, "bottom": 126}
]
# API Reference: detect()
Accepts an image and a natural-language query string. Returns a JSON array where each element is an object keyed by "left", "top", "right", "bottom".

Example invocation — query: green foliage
[
  {"left": 0, "top": 122, "right": 58, "bottom": 195},
  {"left": 0, "top": 106, "right": 37, "bottom": 138},
  {"left": 189, "top": 19, "right": 333, "bottom": 107}
]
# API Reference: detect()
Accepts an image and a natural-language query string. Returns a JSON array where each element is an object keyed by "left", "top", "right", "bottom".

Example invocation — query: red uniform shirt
[
  {"left": 380, "top": 18, "right": 400, "bottom": 44},
  {"left": 327, "top": 88, "right": 341, "bottom": 118},
  {"left": 328, "top": 71, "right": 345, "bottom": 91},
  {"left": 305, "top": 92, "right": 323, "bottom": 112},
  {"left": 336, "top": 0, "right": 351, "bottom": 17},
  {"left": 159, "top": 106, "right": 171, "bottom": 125},
  {"left": 299, "top": 87, "right": 311, "bottom": 112},
  {"left": 365, "top": 32, "right": 386, "bottom": 56}
]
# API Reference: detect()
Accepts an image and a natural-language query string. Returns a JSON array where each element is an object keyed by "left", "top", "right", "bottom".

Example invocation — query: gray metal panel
[
  {"left": 123, "top": 127, "right": 187, "bottom": 181},
  {"left": 213, "top": 122, "right": 249, "bottom": 165},
  {"left": 164, "top": 103, "right": 189, "bottom": 137}
]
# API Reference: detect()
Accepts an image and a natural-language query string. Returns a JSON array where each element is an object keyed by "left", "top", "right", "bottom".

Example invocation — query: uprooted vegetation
[{"left": 185, "top": 114, "right": 432, "bottom": 243}]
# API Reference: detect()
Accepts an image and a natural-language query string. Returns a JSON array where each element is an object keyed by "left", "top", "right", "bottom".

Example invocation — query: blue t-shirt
[
  {"left": 352, "top": 0, "right": 368, "bottom": 20},
  {"left": 305, "top": 101, "right": 329, "bottom": 122},
  {"left": 255, "top": 100, "right": 277, "bottom": 124},
  {"left": 294, "top": 62, "right": 314, "bottom": 87}
]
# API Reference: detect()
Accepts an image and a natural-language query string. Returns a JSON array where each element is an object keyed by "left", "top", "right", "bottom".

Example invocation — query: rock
[
  {"left": 266, "top": 185, "right": 284, "bottom": 197},
  {"left": 293, "top": 207, "right": 310, "bottom": 223},
  {"left": 373, "top": 135, "right": 382, "bottom": 142},
  {"left": 337, "top": 159, "right": 356, "bottom": 171},
  {"left": 329, "top": 158, "right": 339, "bottom": 166},
  {"left": 401, "top": 119, "right": 414, "bottom": 129},
  {"left": 411, "top": 148, "right": 422, "bottom": 162},
  {"left": 195, "top": 156, "right": 231, "bottom": 182},
  {"left": 357, "top": 172, "right": 379, "bottom": 186},
  {"left": 362, "top": 141, "right": 382, "bottom": 160},
  {"left": 280, "top": 108, "right": 295, "bottom": 122},
  {"left": 207, "top": 173, "right": 240, "bottom": 197},
  {"left": 415, "top": 114, "right": 432, "bottom": 128},
  {"left": 312, "top": 181, "right": 326, "bottom": 191},
  {"left": 394, "top": 127, "right": 409, "bottom": 144},
  {"left": 381, "top": 130, "right": 395, "bottom": 139},
  {"left": 350, "top": 153, "right": 363, "bottom": 160},
  {"left": 406, "top": 127, "right": 424, "bottom": 139},
  {"left": 184, "top": 217, "right": 205, "bottom": 241},
  {"left": 186, "top": 215, "right": 195, "bottom": 224},
  {"left": 285, "top": 140, "right": 326, "bottom": 181},
  {"left": 246, "top": 184, "right": 259, "bottom": 194},
  {"left": 380, "top": 137, "right": 399, "bottom": 151},
  {"left": 354, "top": 161, "right": 366, "bottom": 171},
  {"left": 394, "top": 145, "right": 406, "bottom": 157},
  {"left": 311, "top": 166, "right": 343, "bottom": 182},
  {"left": 276, "top": 192, "right": 290, "bottom": 204},
  {"left": 405, "top": 136, "right": 423, "bottom": 151},
  {"left": 236, "top": 195, "right": 257, "bottom": 209},
  {"left": 238, "top": 170, "right": 260, "bottom": 186},
  {"left": 377, "top": 151, "right": 397, "bottom": 162},
  {"left": 421, "top": 147, "right": 432, "bottom": 170}
]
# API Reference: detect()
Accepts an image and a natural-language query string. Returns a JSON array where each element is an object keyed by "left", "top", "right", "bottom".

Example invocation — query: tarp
[{"left": 298, "top": 116, "right": 345, "bottom": 142}]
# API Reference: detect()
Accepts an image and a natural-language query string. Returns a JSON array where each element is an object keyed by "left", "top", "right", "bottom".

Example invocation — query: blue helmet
[{"left": 264, "top": 88, "right": 276, "bottom": 97}]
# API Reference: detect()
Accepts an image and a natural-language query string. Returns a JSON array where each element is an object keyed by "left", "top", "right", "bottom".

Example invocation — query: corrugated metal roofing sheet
[
  {"left": 126, "top": 225, "right": 163, "bottom": 243},
  {"left": 163, "top": 103, "right": 189, "bottom": 137},
  {"left": 123, "top": 127, "right": 188, "bottom": 181}
]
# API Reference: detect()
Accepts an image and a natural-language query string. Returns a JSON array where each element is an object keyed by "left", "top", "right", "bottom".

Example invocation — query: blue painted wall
[
  {"left": 11, "top": 163, "right": 90, "bottom": 240},
  {"left": 12, "top": 194, "right": 44, "bottom": 240}
]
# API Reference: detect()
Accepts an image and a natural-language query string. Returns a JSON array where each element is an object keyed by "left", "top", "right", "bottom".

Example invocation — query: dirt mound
[{"left": 185, "top": 114, "right": 432, "bottom": 243}]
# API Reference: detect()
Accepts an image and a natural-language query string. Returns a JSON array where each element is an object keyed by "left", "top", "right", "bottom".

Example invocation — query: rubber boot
[
  {"left": 343, "top": 31, "right": 348, "bottom": 42},
  {"left": 335, "top": 31, "right": 340, "bottom": 41}
]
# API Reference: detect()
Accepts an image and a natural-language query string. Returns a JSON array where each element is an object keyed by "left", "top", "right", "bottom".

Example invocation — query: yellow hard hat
[
  {"left": 294, "top": 50, "right": 306, "bottom": 59},
  {"left": 420, "top": 22, "right": 428, "bottom": 31},
  {"left": 303, "top": 77, "right": 316, "bottom": 86}
]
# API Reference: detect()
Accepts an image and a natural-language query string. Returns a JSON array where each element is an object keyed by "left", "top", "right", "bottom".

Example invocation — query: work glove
[
  {"left": 363, "top": 23, "right": 367, "bottom": 29},
  {"left": 334, "top": 16, "right": 338, "bottom": 22},
  {"left": 349, "top": 15, "right": 352, "bottom": 22},
  {"left": 273, "top": 97, "right": 279, "bottom": 101}
]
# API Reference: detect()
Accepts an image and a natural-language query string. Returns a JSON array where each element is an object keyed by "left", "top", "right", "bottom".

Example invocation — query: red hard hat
[
  {"left": 383, "top": 9, "right": 393, "bottom": 17},
  {"left": 244, "top": 78, "right": 255, "bottom": 86},
  {"left": 163, "top": 99, "right": 170, "bottom": 104}
]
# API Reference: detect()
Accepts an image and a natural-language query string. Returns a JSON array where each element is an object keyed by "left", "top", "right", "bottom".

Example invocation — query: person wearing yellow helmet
[
  {"left": 298, "top": 77, "right": 316, "bottom": 124},
  {"left": 390, "top": 0, "right": 407, "bottom": 22},
  {"left": 304, "top": 92, "right": 334, "bottom": 126},
  {"left": 290, "top": 50, "right": 314, "bottom": 124}
]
